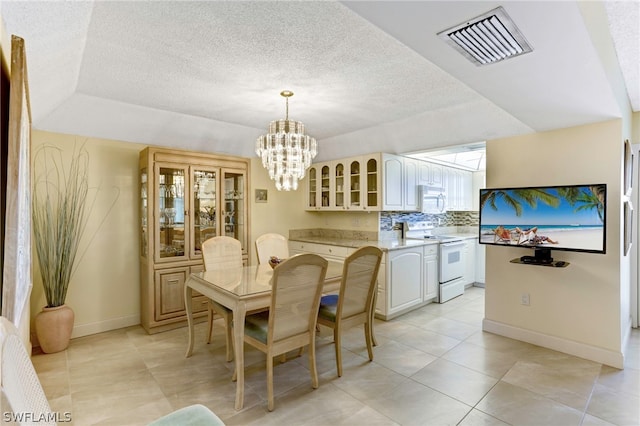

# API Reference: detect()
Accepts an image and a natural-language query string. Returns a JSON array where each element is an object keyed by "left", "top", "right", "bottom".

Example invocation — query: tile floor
[{"left": 32, "top": 287, "right": 640, "bottom": 425}]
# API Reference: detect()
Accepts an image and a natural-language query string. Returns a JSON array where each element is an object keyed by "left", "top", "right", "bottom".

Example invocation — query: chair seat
[
  {"left": 243, "top": 311, "right": 270, "bottom": 343},
  {"left": 318, "top": 294, "right": 339, "bottom": 322},
  {"left": 148, "top": 404, "right": 225, "bottom": 426}
]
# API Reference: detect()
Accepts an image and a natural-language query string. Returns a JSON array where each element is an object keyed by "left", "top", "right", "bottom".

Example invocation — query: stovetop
[{"left": 403, "top": 221, "right": 462, "bottom": 243}]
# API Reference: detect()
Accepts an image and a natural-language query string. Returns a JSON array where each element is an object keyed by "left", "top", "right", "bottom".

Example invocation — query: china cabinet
[{"left": 139, "top": 146, "right": 250, "bottom": 334}]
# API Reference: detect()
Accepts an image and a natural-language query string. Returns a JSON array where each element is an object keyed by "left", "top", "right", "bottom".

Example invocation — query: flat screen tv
[{"left": 479, "top": 184, "right": 607, "bottom": 259}]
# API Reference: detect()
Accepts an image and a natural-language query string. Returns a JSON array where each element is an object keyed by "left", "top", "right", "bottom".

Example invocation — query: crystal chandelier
[{"left": 256, "top": 91, "right": 317, "bottom": 191}]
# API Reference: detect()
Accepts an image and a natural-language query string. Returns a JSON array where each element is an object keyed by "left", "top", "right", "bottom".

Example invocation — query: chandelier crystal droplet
[{"left": 255, "top": 91, "right": 317, "bottom": 191}]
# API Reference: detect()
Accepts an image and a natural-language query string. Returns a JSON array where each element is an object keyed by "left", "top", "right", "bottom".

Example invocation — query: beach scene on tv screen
[{"left": 479, "top": 185, "right": 606, "bottom": 252}]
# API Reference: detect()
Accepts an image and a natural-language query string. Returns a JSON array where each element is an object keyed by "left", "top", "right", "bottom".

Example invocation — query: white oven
[{"left": 438, "top": 240, "right": 465, "bottom": 303}]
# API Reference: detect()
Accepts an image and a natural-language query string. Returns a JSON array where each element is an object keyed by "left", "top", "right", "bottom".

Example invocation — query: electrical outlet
[{"left": 521, "top": 293, "right": 530, "bottom": 306}]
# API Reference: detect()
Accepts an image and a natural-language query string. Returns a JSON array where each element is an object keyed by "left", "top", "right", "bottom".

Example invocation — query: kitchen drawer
[
  {"left": 289, "top": 241, "right": 352, "bottom": 258},
  {"left": 424, "top": 244, "right": 438, "bottom": 256}
]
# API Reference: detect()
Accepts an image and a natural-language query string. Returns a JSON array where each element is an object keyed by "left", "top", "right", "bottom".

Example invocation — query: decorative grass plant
[{"left": 32, "top": 144, "right": 92, "bottom": 308}]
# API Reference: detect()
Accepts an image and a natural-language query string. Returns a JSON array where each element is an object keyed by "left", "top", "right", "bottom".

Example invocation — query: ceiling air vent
[{"left": 437, "top": 6, "right": 533, "bottom": 66}]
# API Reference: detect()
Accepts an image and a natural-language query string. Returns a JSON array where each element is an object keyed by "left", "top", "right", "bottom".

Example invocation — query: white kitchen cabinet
[
  {"left": 462, "top": 238, "right": 477, "bottom": 286},
  {"left": 382, "top": 153, "right": 419, "bottom": 211},
  {"left": 387, "top": 247, "right": 423, "bottom": 315},
  {"left": 423, "top": 244, "right": 438, "bottom": 301},
  {"left": 382, "top": 154, "right": 404, "bottom": 210},
  {"left": 306, "top": 154, "right": 381, "bottom": 211},
  {"left": 418, "top": 161, "right": 445, "bottom": 188},
  {"left": 403, "top": 157, "right": 419, "bottom": 211},
  {"left": 445, "top": 167, "right": 473, "bottom": 211}
]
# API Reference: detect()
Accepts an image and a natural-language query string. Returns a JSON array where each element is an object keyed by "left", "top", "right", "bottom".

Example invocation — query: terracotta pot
[{"left": 35, "top": 304, "right": 75, "bottom": 353}]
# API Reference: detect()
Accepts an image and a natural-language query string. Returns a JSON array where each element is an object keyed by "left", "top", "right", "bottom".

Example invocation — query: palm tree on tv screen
[{"left": 480, "top": 189, "right": 559, "bottom": 216}]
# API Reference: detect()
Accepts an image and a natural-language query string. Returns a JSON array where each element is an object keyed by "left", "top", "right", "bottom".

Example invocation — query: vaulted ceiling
[{"left": 1, "top": 1, "right": 638, "bottom": 161}]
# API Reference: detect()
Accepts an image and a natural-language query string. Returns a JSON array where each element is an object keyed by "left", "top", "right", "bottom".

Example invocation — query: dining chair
[
  {"left": 317, "top": 245, "right": 383, "bottom": 377},
  {"left": 202, "top": 236, "right": 243, "bottom": 362},
  {"left": 255, "top": 233, "right": 289, "bottom": 264},
  {"left": 234, "top": 253, "right": 328, "bottom": 411}
]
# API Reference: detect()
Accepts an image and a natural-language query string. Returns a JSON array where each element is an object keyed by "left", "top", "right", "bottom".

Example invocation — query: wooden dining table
[{"left": 184, "top": 260, "right": 344, "bottom": 410}]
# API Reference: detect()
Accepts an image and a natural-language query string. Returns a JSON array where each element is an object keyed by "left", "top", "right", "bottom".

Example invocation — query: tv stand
[{"left": 510, "top": 248, "right": 569, "bottom": 267}]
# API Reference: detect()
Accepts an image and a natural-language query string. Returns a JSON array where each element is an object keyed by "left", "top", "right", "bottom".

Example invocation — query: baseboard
[
  {"left": 71, "top": 314, "right": 141, "bottom": 339},
  {"left": 482, "top": 318, "right": 624, "bottom": 369}
]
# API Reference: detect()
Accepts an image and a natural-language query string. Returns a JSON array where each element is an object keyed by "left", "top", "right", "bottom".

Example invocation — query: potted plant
[{"left": 31, "top": 143, "right": 112, "bottom": 353}]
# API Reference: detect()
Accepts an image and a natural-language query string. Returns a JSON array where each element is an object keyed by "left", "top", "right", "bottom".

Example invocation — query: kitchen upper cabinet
[
  {"left": 382, "top": 153, "right": 419, "bottom": 211},
  {"left": 139, "top": 146, "right": 250, "bottom": 334},
  {"left": 445, "top": 168, "right": 473, "bottom": 211},
  {"left": 418, "top": 161, "right": 445, "bottom": 188},
  {"left": 403, "top": 158, "right": 419, "bottom": 211},
  {"left": 306, "top": 154, "right": 381, "bottom": 211},
  {"left": 382, "top": 154, "right": 403, "bottom": 210}
]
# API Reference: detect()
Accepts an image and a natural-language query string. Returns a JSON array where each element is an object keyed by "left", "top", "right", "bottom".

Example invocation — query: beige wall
[
  {"left": 30, "top": 130, "right": 145, "bottom": 340},
  {"left": 484, "top": 119, "right": 626, "bottom": 367},
  {"left": 633, "top": 112, "right": 640, "bottom": 144}
]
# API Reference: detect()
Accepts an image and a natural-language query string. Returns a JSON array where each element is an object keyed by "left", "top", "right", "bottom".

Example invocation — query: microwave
[{"left": 419, "top": 185, "right": 446, "bottom": 214}]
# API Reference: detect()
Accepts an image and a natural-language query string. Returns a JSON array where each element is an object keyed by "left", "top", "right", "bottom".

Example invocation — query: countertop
[{"left": 289, "top": 232, "right": 478, "bottom": 252}]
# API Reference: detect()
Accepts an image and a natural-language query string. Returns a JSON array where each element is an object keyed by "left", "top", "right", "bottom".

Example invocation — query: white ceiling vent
[{"left": 438, "top": 7, "right": 533, "bottom": 66}]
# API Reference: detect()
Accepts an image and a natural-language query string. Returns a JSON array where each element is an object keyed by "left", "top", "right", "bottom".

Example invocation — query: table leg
[
  {"left": 233, "top": 302, "right": 247, "bottom": 410},
  {"left": 184, "top": 282, "right": 195, "bottom": 358}
]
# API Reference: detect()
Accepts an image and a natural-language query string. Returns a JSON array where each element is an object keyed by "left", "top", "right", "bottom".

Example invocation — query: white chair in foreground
[
  {"left": 202, "top": 236, "right": 243, "bottom": 362},
  {"left": 0, "top": 317, "right": 225, "bottom": 426},
  {"left": 255, "top": 233, "right": 289, "bottom": 264},
  {"left": 0, "top": 317, "right": 54, "bottom": 425}
]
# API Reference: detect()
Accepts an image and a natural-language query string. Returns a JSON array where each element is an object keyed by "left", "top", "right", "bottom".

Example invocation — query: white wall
[{"left": 483, "top": 119, "right": 627, "bottom": 368}]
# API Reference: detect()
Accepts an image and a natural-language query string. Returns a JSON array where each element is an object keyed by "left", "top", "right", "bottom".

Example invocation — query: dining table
[{"left": 184, "top": 259, "right": 345, "bottom": 410}]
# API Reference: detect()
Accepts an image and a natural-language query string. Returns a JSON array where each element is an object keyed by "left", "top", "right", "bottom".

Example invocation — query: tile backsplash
[{"left": 380, "top": 211, "right": 479, "bottom": 231}]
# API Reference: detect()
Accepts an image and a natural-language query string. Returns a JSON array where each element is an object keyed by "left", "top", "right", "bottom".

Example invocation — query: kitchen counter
[{"left": 288, "top": 232, "right": 478, "bottom": 252}]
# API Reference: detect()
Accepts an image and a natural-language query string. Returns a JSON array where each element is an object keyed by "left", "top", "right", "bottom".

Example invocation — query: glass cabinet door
[
  {"left": 140, "top": 168, "right": 148, "bottom": 258},
  {"left": 156, "top": 164, "right": 188, "bottom": 261},
  {"left": 321, "top": 165, "right": 331, "bottom": 207},
  {"left": 222, "top": 169, "right": 247, "bottom": 254},
  {"left": 307, "top": 166, "right": 318, "bottom": 209},
  {"left": 192, "top": 167, "right": 219, "bottom": 258},
  {"left": 366, "top": 157, "right": 379, "bottom": 209},
  {"left": 334, "top": 162, "right": 345, "bottom": 209},
  {"left": 349, "top": 159, "right": 361, "bottom": 209}
]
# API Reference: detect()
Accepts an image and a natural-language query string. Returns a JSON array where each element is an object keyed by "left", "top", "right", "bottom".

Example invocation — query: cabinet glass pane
[
  {"left": 335, "top": 163, "right": 345, "bottom": 207},
  {"left": 223, "top": 171, "right": 245, "bottom": 249},
  {"left": 367, "top": 158, "right": 378, "bottom": 207},
  {"left": 321, "top": 165, "right": 330, "bottom": 207},
  {"left": 140, "top": 168, "right": 148, "bottom": 257},
  {"left": 159, "top": 167, "right": 186, "bottom": 258},
  {"left": 193, "top": 169, "right": 217, "bottom": 256},
  {"left": 308, "top": 167, "right": 317, "bottom": 208},
  {"left": 350, "top": 161, "right": 361, "bottom": 207}
]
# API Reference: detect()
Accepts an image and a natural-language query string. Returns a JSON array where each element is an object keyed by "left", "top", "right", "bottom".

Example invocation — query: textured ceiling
[{"left": 1, "top": 1, "right": 638, "bottom": 161}]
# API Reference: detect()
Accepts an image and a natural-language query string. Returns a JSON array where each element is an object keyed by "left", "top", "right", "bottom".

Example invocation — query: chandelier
[{"left": 256, "top": 91, "right": 317, "bottom": 191}]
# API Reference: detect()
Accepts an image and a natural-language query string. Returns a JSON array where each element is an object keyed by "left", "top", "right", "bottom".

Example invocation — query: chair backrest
[
  {"left": 255, "top": 233, "right": 289, "bottom": 264},
  {"left": 0, "top": 317, "right": 54, "bottom": 425},
  {"left": 268, "top": 254, "right": 328, "bottom": 343},
  {"left": 202, "top": 236, "right": 243, "bottom": 271},
  {"left": 338, "top": 246, "right": 383, "bottom": 319}
]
